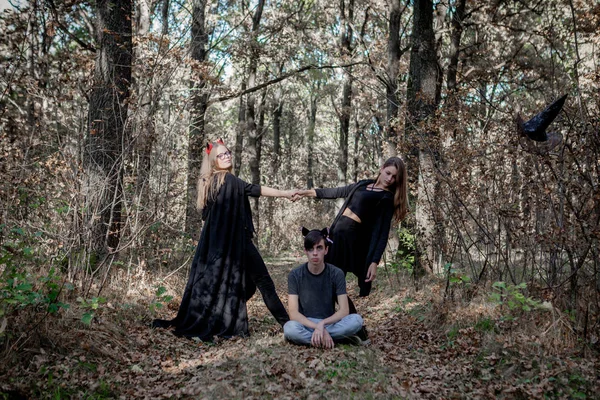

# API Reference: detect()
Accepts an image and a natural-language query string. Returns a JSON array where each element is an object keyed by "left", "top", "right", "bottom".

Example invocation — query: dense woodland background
[{"left": 0, "top": 0, "right": 599, "bottom": 396}]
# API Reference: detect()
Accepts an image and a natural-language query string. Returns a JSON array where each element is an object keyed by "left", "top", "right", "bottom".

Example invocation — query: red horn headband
[{"left": 206, "top": 138, "right": 226, "bottom": 155}]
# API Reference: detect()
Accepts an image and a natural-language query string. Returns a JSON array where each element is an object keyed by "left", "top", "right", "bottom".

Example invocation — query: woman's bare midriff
[{"left": 342, "top": 208, "right": 362, "bottom": 223}]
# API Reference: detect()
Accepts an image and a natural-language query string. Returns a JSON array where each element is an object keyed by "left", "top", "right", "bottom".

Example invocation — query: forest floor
[{"left": 1, "top": 257, "right": 599, "bottom": 399}]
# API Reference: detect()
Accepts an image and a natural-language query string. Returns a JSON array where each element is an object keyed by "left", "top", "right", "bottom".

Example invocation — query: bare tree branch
[
  {"left": 45, "top": 0, "right": 96, "bottom": 52},
  {"left": 210, "top": 62, "right": 364, "bottom": 103}
]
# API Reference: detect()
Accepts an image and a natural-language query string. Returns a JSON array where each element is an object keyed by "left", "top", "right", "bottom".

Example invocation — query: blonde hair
[
  {"left": 196, "top": 142, "right": 232, "bottom": 210},
  {"left": 377, "top": 157, "right": 409, "bottom": 222}
]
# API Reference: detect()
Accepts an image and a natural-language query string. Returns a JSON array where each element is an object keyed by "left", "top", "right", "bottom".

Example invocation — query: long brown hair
[
  {"left": 377, "top": 157, "right": 409, "bottom": 222},
  {"left": 196, "top": 142, "right": 232, "bottom": 210}
]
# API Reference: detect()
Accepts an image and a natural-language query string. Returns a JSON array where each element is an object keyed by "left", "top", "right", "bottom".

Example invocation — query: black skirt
[{"left": 326, "top": 216, "right": 372, "bottom": 296}]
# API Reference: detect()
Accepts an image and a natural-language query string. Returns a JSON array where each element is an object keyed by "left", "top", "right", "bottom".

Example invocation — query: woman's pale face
[
  {"left": 214, "top": 146, "right": 232, "bottom": 170},
  {"left": 379, "top": 166, "right": 398, "bottom": 189}
]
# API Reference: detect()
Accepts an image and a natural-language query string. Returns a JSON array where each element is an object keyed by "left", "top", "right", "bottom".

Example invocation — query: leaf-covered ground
[{"left": 1, "top": 258, "right": 598, "bottom": 399}]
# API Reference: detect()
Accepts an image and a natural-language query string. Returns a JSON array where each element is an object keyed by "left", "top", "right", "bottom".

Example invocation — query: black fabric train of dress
[{"left": 152, "top": 173, "right": 289, "bottom": 341}]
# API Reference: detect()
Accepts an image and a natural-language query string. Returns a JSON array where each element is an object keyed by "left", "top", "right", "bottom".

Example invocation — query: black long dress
[{"left": 152, "top": 173, "right": 257, "bottom": 341}]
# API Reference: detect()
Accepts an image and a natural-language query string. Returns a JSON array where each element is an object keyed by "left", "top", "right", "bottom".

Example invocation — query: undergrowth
[{"left": 0, "top": 243, "right": 598, "bottom": 399}]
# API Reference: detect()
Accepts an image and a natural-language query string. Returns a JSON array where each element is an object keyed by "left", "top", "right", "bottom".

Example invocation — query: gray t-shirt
[{"left": 288, "top": 263, "right": 347, "bottom": 319}]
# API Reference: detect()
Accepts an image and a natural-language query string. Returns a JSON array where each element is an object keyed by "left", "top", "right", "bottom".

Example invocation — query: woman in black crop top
[{"left": 298, "top": 157, "right": 409, "bottom": 325}]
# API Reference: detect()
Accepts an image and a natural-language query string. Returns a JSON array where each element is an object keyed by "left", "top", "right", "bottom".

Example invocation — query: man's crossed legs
[{"left": 283, "top": 314, "right": 363, "bottom": 345}]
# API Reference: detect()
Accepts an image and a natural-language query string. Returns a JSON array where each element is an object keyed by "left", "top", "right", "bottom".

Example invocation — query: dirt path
[{"left": 2, "top": 259, "right": 598, "bottom": 399}]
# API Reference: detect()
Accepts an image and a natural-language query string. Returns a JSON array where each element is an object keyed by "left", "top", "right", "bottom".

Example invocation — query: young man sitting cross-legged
[{"left": 283, "top": 227, "right": 365, "bottom": 349}]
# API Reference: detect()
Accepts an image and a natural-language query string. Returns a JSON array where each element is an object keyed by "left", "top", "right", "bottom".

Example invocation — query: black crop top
[{"left": 346, "top": 185, "right": 389, "bottom": 221}]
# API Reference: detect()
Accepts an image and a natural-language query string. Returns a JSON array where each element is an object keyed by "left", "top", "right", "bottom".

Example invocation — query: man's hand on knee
[
  {"left": 311, "top": 322, "right": 334, "bottom": 349},
  {"left": 311, "top": 323, "right": 324, "bottom": 348},
  {"left": 320, "top": 329, "right": 334, "bottom": 349}
]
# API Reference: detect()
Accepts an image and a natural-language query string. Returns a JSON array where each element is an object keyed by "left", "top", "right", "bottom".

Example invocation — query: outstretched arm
[
  {"left": 261, "top": 186, "right": 298, "bottom": 200},
  {"left": 298, "top": 189, "right": 317, "bottom": 198},
  {"left": 304, "top": 182, "right": 359, "bottom": 200}
]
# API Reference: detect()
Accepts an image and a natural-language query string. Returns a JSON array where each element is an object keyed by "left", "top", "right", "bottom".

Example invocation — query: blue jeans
[{"left": 283, "top": 314, "right": 363, "bottom": 345}]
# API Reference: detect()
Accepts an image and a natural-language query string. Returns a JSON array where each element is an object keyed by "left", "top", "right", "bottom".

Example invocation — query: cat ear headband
[
  {"left": 206, "top": 138, "right": 226, "bottom": 155},
  {"left": 301, "top": 226, "right": 333, "bottom": 244}
]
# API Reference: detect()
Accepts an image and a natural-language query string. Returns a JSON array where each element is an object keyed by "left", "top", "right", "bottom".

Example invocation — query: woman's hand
[
  {"left": 284, "top": 189, "right": 302, "bottom": 201},
  {"left": 365, "top": 262, "right": 378, "bottom": 282},
  {"left": 260, "top": 186, "right": 301, "bottom": 200},
  {"left": 297, "top": 189, "right": 316, "bottom": 198},
  {"left": 273, "top": 188, "right": 315, "bottom": 202}
]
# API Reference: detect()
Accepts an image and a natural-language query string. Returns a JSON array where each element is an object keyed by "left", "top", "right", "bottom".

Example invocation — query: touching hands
[
  {"left": 283, "top": 189, "right": 301, "bottom": 201},
  {"left": 281, "top": 188, "right": 317, "bottom": 202},
  {"left": 290, "top": 189, "right": 315, "bottom": 202},
  {"left": 297, "top": 189, "right": 314, "bottom": 198}
]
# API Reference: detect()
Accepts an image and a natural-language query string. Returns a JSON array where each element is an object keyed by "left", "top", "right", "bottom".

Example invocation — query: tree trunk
[
  {"left": 252, "top": 90, "right": 267, "bottom": 229},
  {"left": 247, "top": 89, "right": 267, "bottom": 188},
  {"left": 234, "top": 83, "right": 246, "bottom": 175},
  {"left": 338, "top": 78, "right": 352, "bottom": 184},
  {"left": 337, "top": 0, "right": 354, "bottom": 185},
  {"left": 244, "top": 0, "right": 266, "bottom": 232},
  {"left": 161, "top": 0, "right": 170, "bottom": 36},
  {"left": 247, "top": 91, "right": 259, "bottom": 184},
  {"left": 306, "top": 92, "right": 318, "bottom": 189},
  {"left": 86, "top": 0, "right": 132, "bottom": 254},
  {"left": 406, "top": 0, "right": 440, "bottom": 275},
  {"left": 133, "top": 0, "right": 155, "bottom": 201},
  {"left": 185, "top": 0, "right": 209, "bottom": 238},
  {"left": 353, "top": 116, "right": 360, "bottom": 182},
  {"left": 385, "top": 0, "right": 403, "bottom": 151},
  {"left": 246, "top": 82, "right": 263, "bottom": 189},
  {"left": 256, "top": 89, "right": 266, "bottom": 171},
  {"left": 433, "top": 0, "right": 467, "bottom": 275},
  {"left": 446, "top": 0, "right": 466, "bottom": 94},
  {"left": 271, "top": 63, "right": 284, "bottom": 180},
  {"left": 272, "top": 86, "right": 283, "bottom": 178},
  {"left": 161, "top": 0, "right": 170, "bottom": 123},
  {"left": 245, "top": 0, "right": 265, "bottom": 184}
]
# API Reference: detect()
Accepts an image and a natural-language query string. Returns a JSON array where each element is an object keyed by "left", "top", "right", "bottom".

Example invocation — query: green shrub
[
  {"left": 474, "top": 317, "right": 495, "bottom": 333},
  {"left": 149, "top": 286, "right": 173, "bottom": 314},
  {"left": 78, "top": 296, "right": 106, "bottom": 325},
  {"left": 447, "top": 263, "right": 471, "bottom": 286},
  {"left": 1, "top": 226, "right": 71, "bottom": 340},
  {"left": 394, "top": 227, "right": 415, "bottom": 273},
  {"left": 490, "top": 281, "right": 541, "bottom": 315}
]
